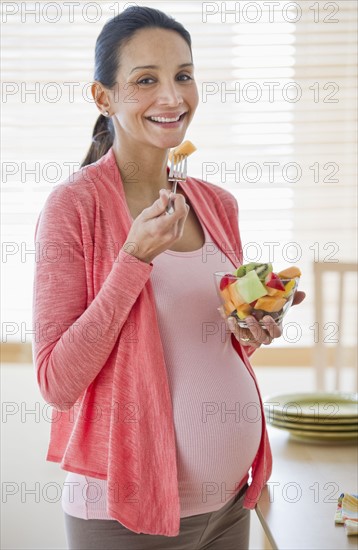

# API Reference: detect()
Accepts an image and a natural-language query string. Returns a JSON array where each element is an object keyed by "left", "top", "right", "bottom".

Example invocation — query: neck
[{"left": 112, "top": 139, "right": 172, "bottom": 201}]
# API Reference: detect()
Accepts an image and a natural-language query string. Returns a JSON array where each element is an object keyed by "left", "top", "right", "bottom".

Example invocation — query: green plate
[
  {"left": 268, "top": 417, "right": 358, "bottom": 432},
  {"left": 263, "top": 391, "right": 358, "bottom": 422},
  {"left": 266, "top": 413, "right": 358, "bottom": 426},
  {"left": 269, "top": 422, "right": 358, "bottom": 442}
]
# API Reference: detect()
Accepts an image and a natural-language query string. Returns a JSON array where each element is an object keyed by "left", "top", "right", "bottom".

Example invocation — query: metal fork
[{"left": 165, "top": 154, "right": 188, "bottom": 214}]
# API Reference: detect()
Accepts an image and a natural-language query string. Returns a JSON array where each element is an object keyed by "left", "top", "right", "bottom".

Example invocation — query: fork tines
[
  {"left": 169, "top": 154, "right": 187, "bottom": 182},
  {"left": 166, "top": 154, "right": 188, "bottom": 214}
]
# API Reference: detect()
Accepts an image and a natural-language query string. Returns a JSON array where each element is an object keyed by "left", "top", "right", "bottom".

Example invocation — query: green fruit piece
[
  {"left": 235, "top": 270, "right": 267, "bottom": 303},
  {"left": 245, "top": 262, "right": 260, "bottom": 272},
  {"left": 234, "top": 265, "right": 247, "bottom": 277},
  {"left": 255, "top": 263, "right": 273, "bottom": 281},
  {"left": 234, "top": 262, "right": 273, "bottom": 280},
  {"left": 234, "top": 262, "right": 262, "bottom": 278}
]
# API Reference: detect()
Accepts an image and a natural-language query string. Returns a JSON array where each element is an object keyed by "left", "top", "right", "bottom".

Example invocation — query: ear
[{"left": 91, "top": 81, "right": 110, "bottom": 114}]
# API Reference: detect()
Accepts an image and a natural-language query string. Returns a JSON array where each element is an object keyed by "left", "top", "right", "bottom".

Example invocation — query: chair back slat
[{"left": 313, "top": 262, "right": 357, "bottom": 391}]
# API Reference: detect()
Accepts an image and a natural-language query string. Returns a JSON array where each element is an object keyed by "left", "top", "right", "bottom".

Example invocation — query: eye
[
  {"left": 137, "top": 77, "right": 156, "bottom": 85},
  {"left": 177, "top": 73, "right": 193, "bottom": 81}
]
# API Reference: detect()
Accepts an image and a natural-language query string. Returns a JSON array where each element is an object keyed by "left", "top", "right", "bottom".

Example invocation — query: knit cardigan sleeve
[{"left": 32, "top": 183, "right": 153, "bottom": 411}]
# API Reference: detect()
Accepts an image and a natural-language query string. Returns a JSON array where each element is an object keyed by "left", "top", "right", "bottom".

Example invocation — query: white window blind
[{"left": 1, "top": 0, "right": 357, "bottom": 347}]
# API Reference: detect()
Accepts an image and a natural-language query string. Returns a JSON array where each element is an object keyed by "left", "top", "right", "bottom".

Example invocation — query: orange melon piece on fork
[{"left": 168, "top": 140, "right": 197, "bottom": 162}]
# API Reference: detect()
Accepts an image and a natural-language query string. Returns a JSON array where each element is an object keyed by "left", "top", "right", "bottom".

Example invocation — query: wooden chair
[{"left": 313, "top": 261, "right": 357, "bottom": 391}]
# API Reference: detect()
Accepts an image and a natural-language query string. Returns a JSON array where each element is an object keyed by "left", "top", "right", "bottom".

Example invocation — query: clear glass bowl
[{"left": 214, "top": 271, "right": 300, "bottom": 328}]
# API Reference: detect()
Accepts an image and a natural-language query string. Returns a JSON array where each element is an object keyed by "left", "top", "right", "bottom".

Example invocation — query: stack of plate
[{"left": 263, "top": 392, "right": 358, "bottom": 443}]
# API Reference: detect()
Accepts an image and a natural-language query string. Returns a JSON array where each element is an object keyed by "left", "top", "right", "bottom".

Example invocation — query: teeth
[{"left": 149, "top": 115, "right": 182, "bottom": 123}]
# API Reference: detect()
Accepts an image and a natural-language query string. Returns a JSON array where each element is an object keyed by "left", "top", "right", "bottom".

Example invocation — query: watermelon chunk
[
  {"left": 265, "top": 272, "right": 285, "bottom": 291},
  {"left": 220, "top": 273, "right": 237, "bottom": 290}
]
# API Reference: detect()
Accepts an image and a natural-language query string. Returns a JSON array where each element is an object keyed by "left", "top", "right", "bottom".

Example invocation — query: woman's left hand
[{"left": 219, "top": 290, "right": 306, "bottom": 348}]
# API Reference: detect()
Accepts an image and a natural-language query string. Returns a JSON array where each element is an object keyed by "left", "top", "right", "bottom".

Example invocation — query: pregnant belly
[{"left": 170, "top": 347, "right": 263, "bottom": 518}]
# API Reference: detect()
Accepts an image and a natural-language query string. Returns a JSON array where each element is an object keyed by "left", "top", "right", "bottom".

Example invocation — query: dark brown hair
[{"left": 81, "top": 6, "right": 192, "bottom": 168}]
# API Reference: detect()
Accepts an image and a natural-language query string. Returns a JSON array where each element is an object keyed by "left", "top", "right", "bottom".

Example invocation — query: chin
[
  {"left": 167, "top": 133, "right": 188, "bottom": 147},
  {"left": 152, "top": 139, "right": 185, "bottom": 151}
]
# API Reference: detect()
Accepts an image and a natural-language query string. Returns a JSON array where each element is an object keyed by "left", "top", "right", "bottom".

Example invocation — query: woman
[{"left": 32, "top": 6, "right": 304, "bottom": 550}]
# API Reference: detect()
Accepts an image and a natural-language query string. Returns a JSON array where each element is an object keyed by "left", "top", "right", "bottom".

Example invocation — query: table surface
[{"left": 255, "top": 425, "right": 358, "bottom": 550}]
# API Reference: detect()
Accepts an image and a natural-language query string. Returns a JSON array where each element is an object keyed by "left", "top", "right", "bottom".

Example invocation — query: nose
[{"left": 157, "top": 79, "right": 183, "bottom": 106}]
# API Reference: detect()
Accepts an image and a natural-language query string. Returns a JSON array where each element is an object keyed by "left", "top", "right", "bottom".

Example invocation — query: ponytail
[
  {"left": 81, "top": 6, "right": 192, "bottom": 168},
  {"left": 80, "top": 113, "right": 114, "bottom": 168}
]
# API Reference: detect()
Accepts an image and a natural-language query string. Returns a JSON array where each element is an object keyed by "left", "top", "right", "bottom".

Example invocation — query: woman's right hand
[{"left": 121, "top": 188, "right": 190, "bottom": 263}]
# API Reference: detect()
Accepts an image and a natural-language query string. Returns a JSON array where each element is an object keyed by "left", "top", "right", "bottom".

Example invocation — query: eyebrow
[{"left": 129, "top": 62, "right": 194, "bottom": 75}]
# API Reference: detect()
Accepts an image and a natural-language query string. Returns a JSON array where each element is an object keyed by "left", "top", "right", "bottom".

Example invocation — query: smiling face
[{"left": 107, "top": 27, "right": 199, "bottom": 151}]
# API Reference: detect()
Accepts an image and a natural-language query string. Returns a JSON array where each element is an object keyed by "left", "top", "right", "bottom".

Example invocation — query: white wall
[{"left": 1, "top": 364, "right": 68, "bottom": 549}]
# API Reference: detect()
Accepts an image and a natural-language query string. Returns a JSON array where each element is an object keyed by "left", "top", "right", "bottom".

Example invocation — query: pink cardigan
[{"left": 32, "top": 146, "right": 272, "bottom": 536}]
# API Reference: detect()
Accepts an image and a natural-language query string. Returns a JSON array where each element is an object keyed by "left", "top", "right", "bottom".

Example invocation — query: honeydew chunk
[
  {"left": 168, "top": 140, "right": 197, "bottom": 161},
  {"left": 235, "top": 270, "right": 267, "bottom": 303},
  {"left": 278, "top": 266, "right": 301, "bottom": 279},
  {"left": 254, "top": 296, "right": 287, "bottom": 313}
]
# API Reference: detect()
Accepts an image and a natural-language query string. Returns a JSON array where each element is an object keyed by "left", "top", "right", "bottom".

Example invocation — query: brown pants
[{"left": 63, "top": 483, "right": 250, "bottom": 550}]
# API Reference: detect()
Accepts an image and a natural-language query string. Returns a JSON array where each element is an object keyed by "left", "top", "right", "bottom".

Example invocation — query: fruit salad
[{"left": 215, "top": 262, "right": 301, "bottom": 327}]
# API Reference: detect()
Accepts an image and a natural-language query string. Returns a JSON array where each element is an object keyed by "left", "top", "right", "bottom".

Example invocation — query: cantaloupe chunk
[
  {"left": 265, "top": 286, "right": 285, "bottom": 297},
  {"left": 278, "top": 266, "right": 301, "bottom": 279},
  {"left": 228, "top": 281, "right": 246, "bottom": 308},
  {"left": 254, "top": 296, "right": 287, "bottom": 313},
  {"left": 220, "top": 287, "right": 236, "bottom": 315},
  {"left": 220, "top": 286, "right": 231, "bottom": 304},
  {"left": 168, "top": 140, "right": 197, "bottom": 161},
  {"left": 223, "top": 300, "right": 236, "bottom": 315}
]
